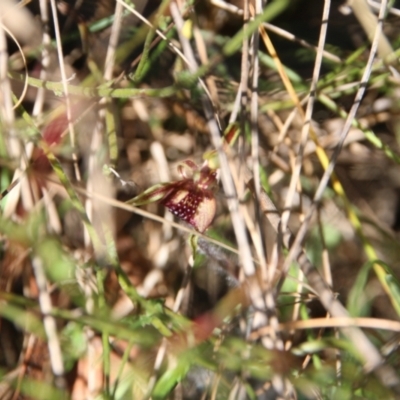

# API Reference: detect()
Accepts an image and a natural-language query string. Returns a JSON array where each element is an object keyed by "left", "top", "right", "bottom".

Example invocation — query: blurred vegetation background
[{"left": 1, "top": 0, "right": 400, "bottom": 399}]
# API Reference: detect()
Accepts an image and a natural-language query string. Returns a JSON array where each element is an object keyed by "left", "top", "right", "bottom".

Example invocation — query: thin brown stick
[{"left": 251, "top": 316, "right": 400, "bottom": 339}]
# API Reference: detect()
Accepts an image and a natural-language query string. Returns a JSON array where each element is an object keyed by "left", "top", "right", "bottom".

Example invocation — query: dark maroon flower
[{"left": 128, "top": 161, "right": 218, "bottom": 233}]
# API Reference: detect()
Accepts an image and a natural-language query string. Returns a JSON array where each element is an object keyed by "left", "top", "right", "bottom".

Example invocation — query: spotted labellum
[{"left": 128, "top": 160, "right": 219, "bottom": 233}]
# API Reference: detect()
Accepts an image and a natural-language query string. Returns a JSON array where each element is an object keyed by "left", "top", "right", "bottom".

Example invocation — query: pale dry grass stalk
[
  {"left": 31, "top": 256, "right": 66, "bottom": 389},
  {"left": 211, "top": 0, "right": 342, "bottom": 63},
  {"left": 33, "top": 0, "right": 51, "bottom": 118},
  {"left": 280, "top": 0, "right": 331, "bottom": 234},
  {"left": 283, "top": 0, "right": 391, "bottom": 274},
  {"left": 83, "top": 3, "right": 125, "bottom": 396},
  {"left": 169, "top": 1, "right": 260, "bottom": 284},
  {"left": 251, "top": 316, "right": 400, "bottom": 338},
  {"left": 49, "top": 0, "right": 81, "bottom": 181},
  {"left": 368, "top": 0, "right": 400, "bottom": 16},
  {"left": 192, "top": 21, "right": 220, "bottom": 108},
  {"left": 0, "top": 8, "right": 32, "bottom": 217},
  {"left": 263, "top": 22, "right": 342, "bottom": 63},
  {"left": 350, "top": 0, "right": 394, "bottom": 61},
  {"left": 249, "top": 0, "right": 269, "bottom": 277},
  {"left": 116, "top": 0, "right": 188, "bottom": 73},
  {"left": 249, "top": 177, "right": 400, "bottom": 392},
  {"left": 150, "top": 141, "right": 174, "bottom": 240}
]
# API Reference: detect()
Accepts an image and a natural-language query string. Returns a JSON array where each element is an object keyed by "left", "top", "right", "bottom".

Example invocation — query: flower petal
[
  {"left": 162, "top": 187, "right": 216, "bottom": 233},
  {"left": 127, "top": 182, "right": 174, "bottom": 206},
  {"left": 191, "top": 193, "right": 216, "bottom": 233}
]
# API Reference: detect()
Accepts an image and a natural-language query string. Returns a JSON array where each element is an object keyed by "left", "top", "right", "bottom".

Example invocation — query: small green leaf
[
  {"left": 347, "top": 261, "right": 373, "bottom": 317},
  {"left": 61, "top": 322, "right": 87, "bottom": 371},
  {"left": 35, "top": 238, "right": 75, "bottom": 283},
  {"left": 152, "top": 358, "right": 191, "bottom": 398}
]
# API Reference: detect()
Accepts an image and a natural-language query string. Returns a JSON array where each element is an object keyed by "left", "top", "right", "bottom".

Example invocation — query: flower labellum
[{"left": 128, "top": 161, "right": 218, "bottom": 233}]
